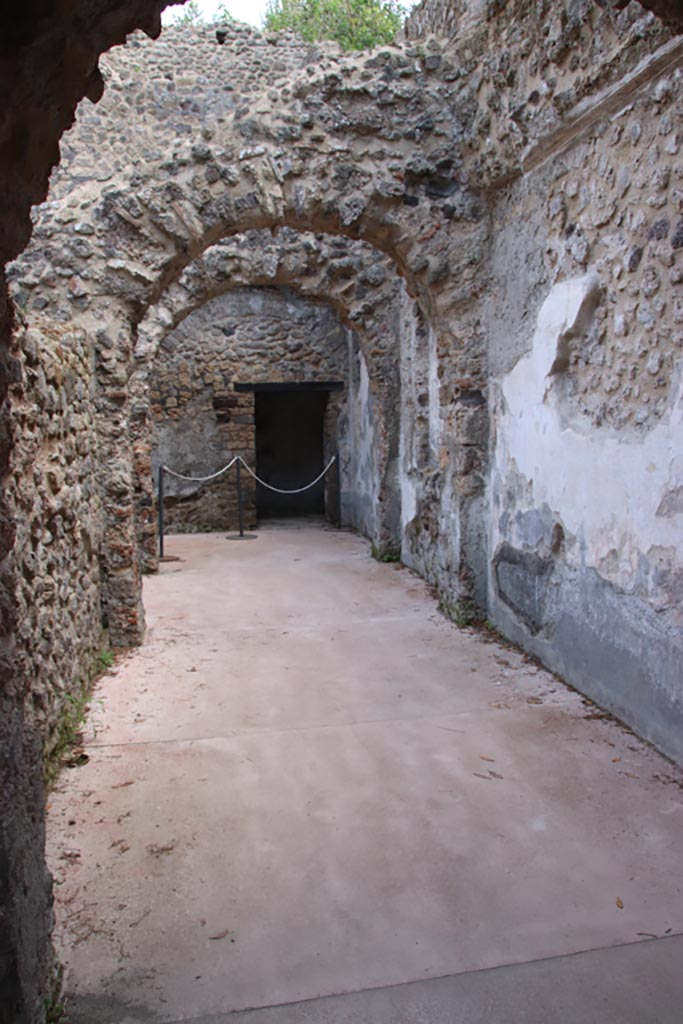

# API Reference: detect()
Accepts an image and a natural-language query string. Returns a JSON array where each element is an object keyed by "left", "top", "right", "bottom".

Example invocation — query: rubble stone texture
[
  {"left": 136, "top": 227, "right": 403, "bottom": 563},
  {"left": 0, "top": 6, "right": 176, "bottom": 1021},
  {"left": 151, "top": 287, "right": 349, "bottom": 533},
  {"left": 1, "top": 1, "right": 682, "bottom": 1021},
  {"left": 8, "top": 319, "right": 104, "bottom": 756}
]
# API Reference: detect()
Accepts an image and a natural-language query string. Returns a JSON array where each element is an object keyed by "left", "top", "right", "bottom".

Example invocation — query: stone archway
[
  {"left": 148, "top": 288, "right": 358, "bottom": 534},
  {"left": 131, "top": 229, "right": 405, "bottom": 578},
  {"left": 11, "top": 26, "right": 493, "bottom": 652}
]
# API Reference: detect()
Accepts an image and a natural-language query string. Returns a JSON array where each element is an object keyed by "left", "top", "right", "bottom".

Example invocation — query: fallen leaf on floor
[
  {"left": 489, "top": 702, "right": 511, "bottom": 710},
  {"left": 526, "top": 696, "right": 543, "bottom": 705},
  {"left": 473, "top": 772, "right": 492, "bottom": 780},
  {"left": 479, "top": 755, "right": 495, "bottom": 763},
  {"left": 488, "top": 770, "right": 504, "bottom": 780},
  {"left": 112, "top": 780, "right": 135, "bottom": 789},
  {"left": 623, "top": 771, "right": 640, "bottom": 779},
  {"left": 209, "top": 928, "right": 231, "bottom": 941},
  {"left": 616, "top": 897, "right": 624, "bottom": 909}
]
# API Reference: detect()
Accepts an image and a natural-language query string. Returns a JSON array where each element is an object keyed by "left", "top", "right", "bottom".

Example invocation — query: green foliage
[
  {"left": 45, "top": 996, "right": 67, "bottom": 1024},
  {"left": 371, "top": 542, "right": 401, "bottom": 563},
  {"left": 264, "top": 0, "right": 405, "bottom": 51},
  {"left": 44, "top": 651, "right": 112, "bottom": 787},
  {"left": 44, "top": 691, "right": 92, "bottom": 788},
  {"left": 98, "top": 647, "right": 115, "bottom": 669},
  {"left": 44, "top": 964, "right": 66, "bottom": 1024},
  {"left": 439, "top": 595, "right": 479, "bottom": 628},
  {"left": 169, "top": 1, "right": 234, "bottom": 25},
  {"left": 169, "top": 0, "right": 203, "bottom": 24},
  {"left": 214, "top": 2, "right": 234, "bottom": 21}
]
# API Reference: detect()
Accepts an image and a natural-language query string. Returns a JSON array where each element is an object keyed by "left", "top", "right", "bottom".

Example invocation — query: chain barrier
[
  {"left": 162, "top": 456, "right": 239, "bottom": 484},
  {"left": 158, "top": 454, "right": 338, "bottom": 556},
  {"left": 238, "top": 455, "right": 337, "bottom": 494}
]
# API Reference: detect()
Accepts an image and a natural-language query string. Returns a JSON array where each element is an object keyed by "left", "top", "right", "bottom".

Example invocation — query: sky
[{"left": 162, "top": 0, "right": 418, "bottom": 31}]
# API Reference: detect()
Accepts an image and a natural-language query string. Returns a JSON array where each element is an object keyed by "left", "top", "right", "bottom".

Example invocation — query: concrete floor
[{"left": 47, "top": 525, "right": 683, "bottom": 1023}]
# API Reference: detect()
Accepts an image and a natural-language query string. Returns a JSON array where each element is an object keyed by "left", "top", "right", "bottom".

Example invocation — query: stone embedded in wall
[
  {"left": 493, "top": 543, "right": 557, "bottom": 635},
  {"left": 540, "top": 71, "right": 683, "bottom": 432},
  {"left": 8, "top": 317, "right": 105, "bottom": 756},
  {"left": 608, "top": 0, "right": 683, "bottom": 34},
  {"left": 93, "top": 313, "right": 146, "bottom": 649}
]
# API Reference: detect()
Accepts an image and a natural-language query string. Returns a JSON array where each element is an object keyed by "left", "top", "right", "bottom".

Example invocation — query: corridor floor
[{"left": 47, "top": 526, "right": 683, "bottom": 1023}]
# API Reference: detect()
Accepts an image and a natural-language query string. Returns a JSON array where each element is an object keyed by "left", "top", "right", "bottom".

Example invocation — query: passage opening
[{"left": 254, "top": 390, "right": 329, "bottom": 518}]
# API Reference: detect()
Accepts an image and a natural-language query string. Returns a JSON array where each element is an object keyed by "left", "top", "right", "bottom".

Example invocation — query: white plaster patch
[
  {"left": 428, "top": 321, "right": 441, "bottom": 456},
  {"left": 399, "top": 291, "right": 423, "bottom": 563},
  {"left": 342, "top": 341, "right": 379, "bottom": 538},
  {"left": 492, "top": 272, "right": 683, "bottom": 602}
]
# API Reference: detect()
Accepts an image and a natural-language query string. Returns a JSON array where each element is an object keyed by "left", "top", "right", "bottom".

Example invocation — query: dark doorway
[{"left": 255, "top": 390, "right": 329, "bottom": 518}]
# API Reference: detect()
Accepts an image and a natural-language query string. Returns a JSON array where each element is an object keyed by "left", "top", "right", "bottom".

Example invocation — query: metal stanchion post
[
  {"left": 158, "top": 466, "right": 165, "bottom": 559},
  {"left": 236, "top": 458, "right": 244, "bottom": 538},
  {"left": 226, "top": 457, "right": 255, "bottom": 542}
]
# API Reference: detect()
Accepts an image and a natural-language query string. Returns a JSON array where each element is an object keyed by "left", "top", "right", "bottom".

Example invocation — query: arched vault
[{"left": 130, "top": 229, "right": 405, "bottom": 591}]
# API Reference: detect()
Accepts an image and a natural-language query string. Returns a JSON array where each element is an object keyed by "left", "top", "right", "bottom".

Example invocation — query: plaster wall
[
  {"left": 400, "top": 290, "right": 434, "bottom": 572},
  {"left": 490, "top": 275, "right": 683, "bottom": 761},
  {"left": 486, "top": 63, "right": 683, "bottom": 761},
  {"left": 399, "top": 287, "right": 462, "bottom": 598},
  {"left": 340, "top": 332, "right": 379, "bottom": 540}
]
